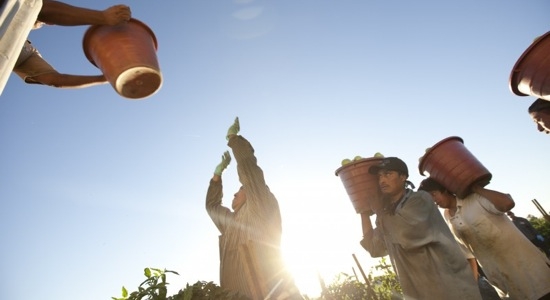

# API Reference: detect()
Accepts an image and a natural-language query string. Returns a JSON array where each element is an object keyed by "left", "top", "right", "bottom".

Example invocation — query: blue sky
[{"left": 1, "top": 0, "right": 550, "bottom": 299}]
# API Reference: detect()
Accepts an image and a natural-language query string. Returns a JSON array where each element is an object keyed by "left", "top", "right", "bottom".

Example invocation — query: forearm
[
  {"left": 472, "top": 186, "right": 515, "bottom": 212},
  {"left": 228, "top": 135, "right": 266, "bottom": 187},
  {"left": 359, "top": 214, "right": 387, "bottom": 257},
  {"left": 360, "top": 213, "right": 374, "bottom": 238},
  {"left": 360, "top": 229, "right": 387, "bottom": 258},
  {"left": 205, "top": 179, "right": 230, "bottom": 232},
  {"left": 28, "top": 73, "right": 107, "bottom": 88},
  {"left": 212, "top": 174, "right": 221, "bottom": 182},
  {"left": 205, "top": 179, "right": 223, "bottom": 210},
  {"left": 227, "top": 135, "right": 254, "bottom": 162},
  {"left": 38, "top": 1, "right": 107, "bottom": 26},
  {"left": 467, "top": 258, "right": 479, "bottom": 280},
  {"left": 53, "top": 75, "right": 107, "bottom": 88}
]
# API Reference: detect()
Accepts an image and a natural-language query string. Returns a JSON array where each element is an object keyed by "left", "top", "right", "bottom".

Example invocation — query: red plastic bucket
[
  {"left": 509, "top": 31, "right": 550, "bottom": 101},
  {"left": 418, "top": 136, "right": 492, "bottom": 199},
  {"left": 83, "top": 18, "right": 162, "bottom": 99},
  {"left": 335, "top": 157, "right": 383, "bottom": 215}
]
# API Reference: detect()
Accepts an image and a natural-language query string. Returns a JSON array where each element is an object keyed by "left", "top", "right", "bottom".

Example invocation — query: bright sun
[{"left": 279, "top": 197, "right": 375, "bottom": 298}]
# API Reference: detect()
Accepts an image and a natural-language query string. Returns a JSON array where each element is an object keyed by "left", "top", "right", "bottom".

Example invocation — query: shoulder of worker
[{"left": 404, "top": 189, "right": 434, "bottom": 206}]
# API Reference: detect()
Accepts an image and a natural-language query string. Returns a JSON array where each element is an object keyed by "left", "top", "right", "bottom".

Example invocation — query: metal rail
[{"left": 532, "top": 199, "right": 550, "bottom": 223}]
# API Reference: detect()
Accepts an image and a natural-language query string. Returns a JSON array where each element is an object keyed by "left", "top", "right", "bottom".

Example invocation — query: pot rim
[
  {"left": 335, "top": 156, "right": 384, "bottom": 176},
  {"left": 418, "top": 136, "right": 464, "bottom": 175},
  {"left": 509, "top": 30, "right": 550, "bottom": 97}
]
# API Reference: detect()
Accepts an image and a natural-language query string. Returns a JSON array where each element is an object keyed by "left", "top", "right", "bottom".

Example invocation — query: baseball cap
[{"left": 368, "top": 157, "right": 408, "bottom": 177}]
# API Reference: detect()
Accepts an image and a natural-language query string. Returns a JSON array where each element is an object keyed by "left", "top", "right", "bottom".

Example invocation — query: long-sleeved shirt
[
  {"left": 206, "top": 135, "right": 302, "bottom": 299},
  {"left": 445, "top": 194, "right": 550, "bottom": 300},
  {"left": 361, "top": 189, "right": 482, "bottom": 300}
]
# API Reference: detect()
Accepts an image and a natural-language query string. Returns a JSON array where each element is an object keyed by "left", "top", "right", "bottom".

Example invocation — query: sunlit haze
[{"left": 1, "top": 1, "right": 550, "bottom": 299}]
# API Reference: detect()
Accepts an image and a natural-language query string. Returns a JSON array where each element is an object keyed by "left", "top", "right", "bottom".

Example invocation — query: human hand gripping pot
[{"left": 13, "top": 1, "right": 132, "bottom": 89}]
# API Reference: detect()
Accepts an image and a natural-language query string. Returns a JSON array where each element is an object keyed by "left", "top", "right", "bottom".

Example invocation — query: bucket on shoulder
[
  {"left": 335, "top": 157, "right": 383, "bottom": 215},
  {"left": 418, "top": 136, "right": 491, "bottom": 199}
]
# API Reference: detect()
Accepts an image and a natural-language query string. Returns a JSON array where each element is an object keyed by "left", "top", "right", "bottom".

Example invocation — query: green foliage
[
  {"left": 113, "top": 258, "right": 403, "bottom": 300},
  {"left": 112, "top": 268, "right": 177, "bottom": 300},
  {"left": 112, "top": 268, "right": 249, "bottom": 300},
  {"left": 321, "top": 272, "right": 376, "bottom": 300},
  {"left": 318, "top": 257, "right": 402, "bottom": 300},
  {"left": 367, "top": 257, "right": 402, "bottom": 300},
  {"left": 527, "top": 214, "right": 550, "bottom": 239},
  {"left": 169, "top": 281, "right": 249, "bottom": 300}
]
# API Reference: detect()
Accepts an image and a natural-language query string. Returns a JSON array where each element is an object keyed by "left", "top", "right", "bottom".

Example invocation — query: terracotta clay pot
[
  {"left": 509, "top": 31, "right": 550, "bottom": 101},
  {"left": 83, "top": 18, "right": 162, "bottom": 99},
  {"left": 335, "top": 157, "right": 383, "bottom": 215},
  {"left": 418, "top": 136, "right": 492, "bottom": 199}
]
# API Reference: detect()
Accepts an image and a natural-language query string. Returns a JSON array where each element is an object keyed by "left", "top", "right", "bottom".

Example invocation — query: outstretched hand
[
  {"left": 214, "top": 151, "right": 231, "bottom": 176},
  {"left": 226, "top": 117, "right": 240, "bottom": 140},
  {"left": 103, "top": 4, "right": 131, "bottom": 25}
]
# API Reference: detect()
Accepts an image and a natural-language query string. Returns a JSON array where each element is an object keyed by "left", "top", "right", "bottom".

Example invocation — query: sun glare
[{"left": 280, "top": 207, "right": 372, "bottom": 298}]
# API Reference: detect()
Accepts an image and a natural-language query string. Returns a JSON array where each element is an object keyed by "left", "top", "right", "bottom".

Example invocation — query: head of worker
[
  {"left": 368, "top": 157, "right": 409, "bottom": 202},
  {"left": 528, "top": 98, "right": 550, "bottom": 135},
  {"left": 232, "top": 186, "right": 246, "bottom": 212},
  {"left": 418, "top": 177, "right": 456, "bottom": 209}
]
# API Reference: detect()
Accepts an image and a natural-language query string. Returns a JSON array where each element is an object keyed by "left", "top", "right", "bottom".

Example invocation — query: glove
[
  {"left": 214, "top": 151, "right": 231, "bottom": 176},
  {"left": 226, "top": 117, "right": 240, "bottom": 140},
  {"left": 537, "top": 234, "right": 545, "bottom": 242}
]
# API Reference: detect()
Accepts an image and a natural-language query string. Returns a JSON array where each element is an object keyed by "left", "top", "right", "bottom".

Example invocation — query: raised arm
[
  {"left": 205, "top": 151, "right": 233, "bottom": 234},
  {"left": 359, "top": 213, "right": 388, "bottom": 257},
  {"left": 471, "top": 185, "right": 515, "bottom": 212},
  {"left": 38, "top": 1, "right": 131, "bottom": 26},
  {"left": 225, "top": 117, "right": 277, "bottom": 217},
  {"left": 226, "top": 117, "right": 268, "bottom": 192},
  {"left": 24, "top": 72, "right": 107, "bottom": 88}
]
